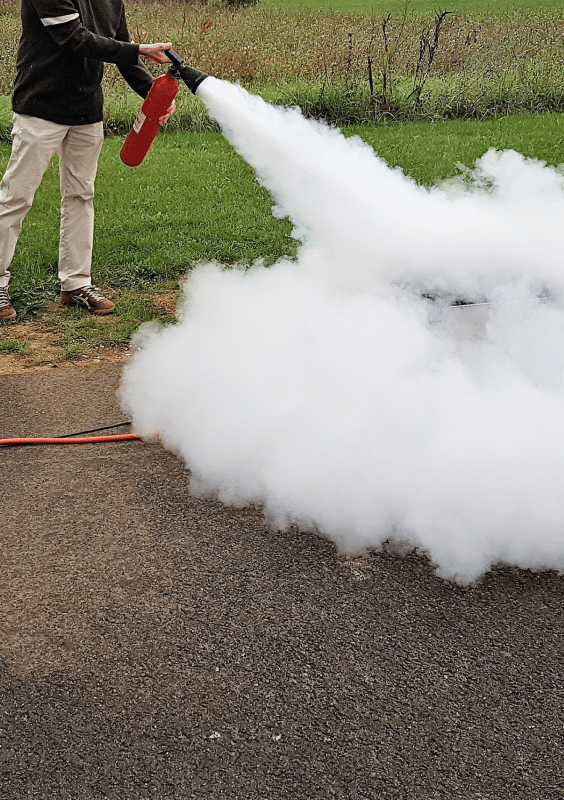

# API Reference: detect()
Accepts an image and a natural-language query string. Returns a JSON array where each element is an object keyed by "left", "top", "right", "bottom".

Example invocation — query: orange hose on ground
[{"left": 0, "top": 434, "right": 141, "bottom": 446}]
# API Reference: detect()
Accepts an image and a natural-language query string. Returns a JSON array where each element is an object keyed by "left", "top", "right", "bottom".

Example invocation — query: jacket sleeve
[
  {"left": 30, "top": 0, "right": 140, "bottom": 66},
  {"left": 114, "top": 5, "right": 154, "bottom": 98}
]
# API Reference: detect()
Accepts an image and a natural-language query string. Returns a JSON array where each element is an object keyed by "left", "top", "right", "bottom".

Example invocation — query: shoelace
[
  {"left": 79, "top": 285, "right": 105, "bottom": 301},
  {"left": 0, "top": 287, "right": 13, "bottom": 309}
]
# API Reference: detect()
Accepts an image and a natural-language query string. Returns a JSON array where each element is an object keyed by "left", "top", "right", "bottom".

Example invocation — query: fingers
[
  {"left": 159, "top": 99, "right": 177, "bottom": 126},
  {"left": 139, "top": 43, "right": 173, "bottom": 64}
]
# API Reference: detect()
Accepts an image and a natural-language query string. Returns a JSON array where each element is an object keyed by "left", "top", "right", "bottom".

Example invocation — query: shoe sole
[
  {"left": 60, "top": 302, "right": 114, "bottom": 316},
  {"left": 91, "top": 307, "right": 115, "bottom": 316}
]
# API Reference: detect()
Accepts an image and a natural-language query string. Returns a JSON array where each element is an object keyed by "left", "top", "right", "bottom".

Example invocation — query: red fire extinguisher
[
  {"left": 120, "top": 50, "right": 209, "bottom": 167},
  {"left": 120, "top": 62, "right": 179, "bottom": 167}
]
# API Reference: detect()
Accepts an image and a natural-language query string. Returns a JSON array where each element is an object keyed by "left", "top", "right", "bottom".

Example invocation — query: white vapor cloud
[{"left": 119, "top": 78, "right": 564, "bottom": 583}]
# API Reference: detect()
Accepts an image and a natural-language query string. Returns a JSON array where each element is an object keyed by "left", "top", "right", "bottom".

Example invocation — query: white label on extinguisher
[{"left": 132, "top": 110, "right": 146, "bottom": 134}]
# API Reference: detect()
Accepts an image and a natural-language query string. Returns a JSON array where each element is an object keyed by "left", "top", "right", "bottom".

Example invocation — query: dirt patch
[
  {"left": 0, "top": 320, "right": 131, "bottom": 375},
  {"left": 150, "top": 288, "right": 180, "bottom": 318},
  {"left": 0, "top": 289, "right": 180, "bottom": 375}
]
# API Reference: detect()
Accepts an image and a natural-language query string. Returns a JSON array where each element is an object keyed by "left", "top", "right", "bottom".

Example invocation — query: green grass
[
  {"left": 259, "top": 0, "right": 564, "bottom": 13},
  {"left": 0, "top": 129, "right": 298, "bottom": 358},
  {"left": 0, "top": 132, "right": 297, "bottom": 290},
  {"left": 96, "top": 134, "right": 298, "bottom": 278},
  {"left": 2, "top": 111, "right": 564, "bottom": 360},
  {"left": 0, "top": 338, "right": 30, "bottom": 355},
  {"left": 348, "top": 111, "right": 564, "bottom": 183}
]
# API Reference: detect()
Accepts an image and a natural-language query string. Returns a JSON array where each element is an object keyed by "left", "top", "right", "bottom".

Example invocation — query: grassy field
[
  {"left": 2, "top": 111, "right": 564, "bottom": 361},
  {"left": 260, "top": 0, "right": 564, "bottom": 13}
]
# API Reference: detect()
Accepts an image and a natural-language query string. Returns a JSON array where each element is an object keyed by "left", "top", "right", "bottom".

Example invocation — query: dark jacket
[{"left": 13, "top": 0, "right": 154, "bottom": 125}]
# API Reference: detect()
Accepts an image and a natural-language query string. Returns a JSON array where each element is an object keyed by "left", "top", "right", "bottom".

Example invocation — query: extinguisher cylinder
[{"left": 120, "top": 71, "right": 179, "bottom": 167}]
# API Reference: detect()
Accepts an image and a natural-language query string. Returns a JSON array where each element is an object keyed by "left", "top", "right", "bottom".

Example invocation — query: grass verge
[{"left": 1, "top": 111, "right": 564, "bottom": 366}]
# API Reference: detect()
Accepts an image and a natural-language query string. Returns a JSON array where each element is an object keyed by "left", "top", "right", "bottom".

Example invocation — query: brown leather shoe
[
  {"left": 0, "top": 286, "right": 16, "bottom": 322},
  {"left": 60, "top": 285, "right": 115, "bottom": 315}
]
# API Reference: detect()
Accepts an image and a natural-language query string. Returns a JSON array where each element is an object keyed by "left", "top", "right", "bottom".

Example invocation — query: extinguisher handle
[
  {"left": 163, "top": 49, "right": 209, "bottom": 94},
  {"left": 164, "top": 48, "right": 184, "bottom": 76}
]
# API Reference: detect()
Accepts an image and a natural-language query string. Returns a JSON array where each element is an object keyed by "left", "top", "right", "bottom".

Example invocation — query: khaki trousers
[{"left": 0, "top": 113, "right": 104, "bottom": 291}]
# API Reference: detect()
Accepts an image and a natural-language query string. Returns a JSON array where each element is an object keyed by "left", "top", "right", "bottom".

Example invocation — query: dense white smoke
[{"left": 120, "top": 78, "right": 564, "bottom": 583}]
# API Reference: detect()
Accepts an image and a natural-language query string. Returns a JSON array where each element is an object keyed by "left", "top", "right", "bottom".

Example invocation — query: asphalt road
[{"left": 1, "top": 363, "right": 563, "bottom": 800}]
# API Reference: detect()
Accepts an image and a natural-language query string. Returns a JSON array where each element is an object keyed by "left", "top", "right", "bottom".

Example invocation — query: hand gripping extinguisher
[{"left": 120, "top": 49, "right": 208, "bottom": 167}]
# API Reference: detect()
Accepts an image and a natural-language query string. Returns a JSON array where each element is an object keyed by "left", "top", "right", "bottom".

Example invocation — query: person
[{"left": 0, "top": 0, "right": 176, "bottom": 321}]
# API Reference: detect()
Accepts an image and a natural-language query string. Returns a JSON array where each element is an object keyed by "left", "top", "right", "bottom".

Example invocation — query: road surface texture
[{"left": 1, "top": 363, "right": 563, "bottom": 799}]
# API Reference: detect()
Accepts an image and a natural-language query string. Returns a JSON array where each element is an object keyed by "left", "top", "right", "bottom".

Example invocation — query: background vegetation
[
  {"left": 259, "top": 0, "right": 564, "bottom": 13},
  {"left": 2, "top": 0, "right": 564, "bottom": 134}
]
